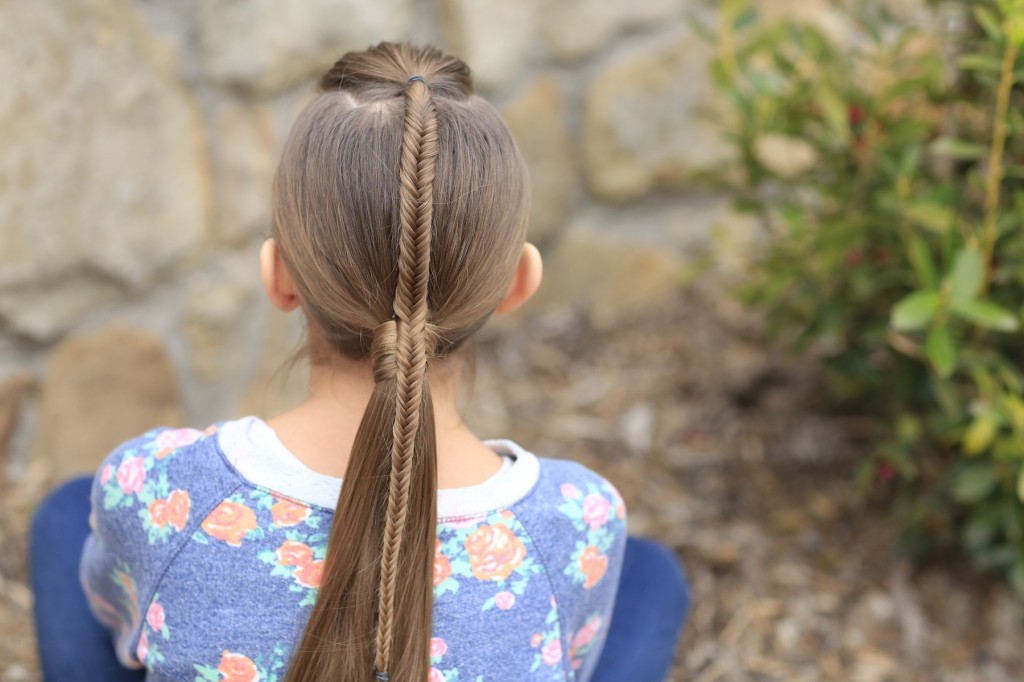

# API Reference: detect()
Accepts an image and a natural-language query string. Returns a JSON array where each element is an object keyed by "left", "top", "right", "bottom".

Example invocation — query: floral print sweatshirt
[{"left": 80, "top": 417, "right": 627, "bottom": 682}]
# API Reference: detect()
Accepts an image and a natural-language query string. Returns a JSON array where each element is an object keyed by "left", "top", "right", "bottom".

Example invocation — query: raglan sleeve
[
  {"left": 79, "top": 428, "right": 193, "bottom": 668},
  {"left": 524, "top": 461, "right": 629, "bottom": 682}
]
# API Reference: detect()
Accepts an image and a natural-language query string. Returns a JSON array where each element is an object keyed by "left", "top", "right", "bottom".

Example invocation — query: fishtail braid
[{"left": 374, "top": 76, "right": 439, "bottom": 678}]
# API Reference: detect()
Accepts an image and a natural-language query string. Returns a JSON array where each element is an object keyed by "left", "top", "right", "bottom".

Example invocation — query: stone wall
[{"left": 0, "top": 0, "right": 910, "bottom": 481}]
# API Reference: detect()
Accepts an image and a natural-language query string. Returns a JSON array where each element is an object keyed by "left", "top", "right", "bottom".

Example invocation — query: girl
[{"left": 30, "top": 42, "right": 689, "bottom": 682}]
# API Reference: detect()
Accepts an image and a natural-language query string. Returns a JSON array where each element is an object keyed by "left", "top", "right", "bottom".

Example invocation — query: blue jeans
[{"left": 31, "top": 477, "right": 689, "bottom": 681}]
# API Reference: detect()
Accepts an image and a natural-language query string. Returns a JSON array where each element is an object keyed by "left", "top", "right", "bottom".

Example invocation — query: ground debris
[{"left": 474, "top": 285, "right": 1024, "bottom": 681}]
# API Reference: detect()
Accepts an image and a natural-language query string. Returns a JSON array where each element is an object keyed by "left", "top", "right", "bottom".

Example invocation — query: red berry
[
  {"left": 848, "top": 103, "right": 866, "bottom": 127},
  {"left": 877, "top": 462, "right": 897, "bottom": 482}
]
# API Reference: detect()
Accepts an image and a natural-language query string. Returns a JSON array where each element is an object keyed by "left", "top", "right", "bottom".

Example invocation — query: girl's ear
[
  {"left": 495, "top": 242, "right": 543, "bottom": 315},
  {"left": 259, "top": 238, "right": 302, "bottom": 312}
]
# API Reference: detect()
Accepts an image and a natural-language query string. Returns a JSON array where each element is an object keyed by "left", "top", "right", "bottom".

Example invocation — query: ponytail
[
  {"left": 273, "top": 41, "right": 530, "bottom": 682},
  {"left": 285, "top": 76, "right": 440, "bottom": 682}
]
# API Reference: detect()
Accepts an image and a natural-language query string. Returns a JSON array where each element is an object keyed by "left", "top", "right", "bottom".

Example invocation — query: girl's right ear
[{"left": 259, "top": 238, "right": 302, "bottom": 312}]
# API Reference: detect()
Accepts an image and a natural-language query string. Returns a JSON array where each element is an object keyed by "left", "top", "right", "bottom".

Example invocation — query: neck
[{"left": 265, "top": 355, "right": 503, "bottom": 488}]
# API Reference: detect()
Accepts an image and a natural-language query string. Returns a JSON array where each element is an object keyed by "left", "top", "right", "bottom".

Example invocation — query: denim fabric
[{"left": 31, "top": 477, "right": 147, "bottom": 682}]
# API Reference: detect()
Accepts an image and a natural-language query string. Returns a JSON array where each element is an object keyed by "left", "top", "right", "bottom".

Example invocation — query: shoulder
[
  {"left": 530, "top": 456, "right": 627, "bottom": 524},
  {"left": 485, "top": 440, "right": 622, "bottom": 516},
  {"left": 88, "top": 423, "right": 239, "bottom": 551},
  {"left": 95, "top": 425, "right": 221, "bottom": 484},
  {"left": 509, "top": 451, "right": 628, "bottom": 576},
  {"left": 93, "top": 423, "right": 233, "bottom": 493},
  {"left": 509, "top": 453, "right": 628, "bottom": 676},
  {"left": 82, "top": 424, "right": 239, "bottom": 667}
]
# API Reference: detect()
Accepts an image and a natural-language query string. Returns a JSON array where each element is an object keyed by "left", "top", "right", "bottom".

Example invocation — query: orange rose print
[
  {"left": 293, "top": 560, "right": 324, "bottom": 589},
  {"left": 433, "top": 538, "right": 451, "bottom": 586},
  {"left": 578, "top": 545, "right": 608, "bottom": 589},
  {"left": 465, "top": 524, "right": 526, "bottom": 581},
  {"left": 217, "top": 651, "right": 259, "bottom": 682},
  {"left": 166, "top": 490, "right": 190, "bottom": 531},
  {"left": 271, "top": 497, "right": 310, "bottom": 527},
  {"left": 276, "top": 540, "right": 313, "bottom": 567},
  {"left": 201, "top": 500, "right": 257, "bottom": 546},
  {"left": 149, "top": 499, "right": 169, "bottom": 528},
  {"left": 149, "top": 491, "right": 190, "bottom": 531}
]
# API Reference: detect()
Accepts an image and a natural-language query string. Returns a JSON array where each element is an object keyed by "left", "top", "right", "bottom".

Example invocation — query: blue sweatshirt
[{"left": 80, "top": 417, "right": 627, "bottom": 681}]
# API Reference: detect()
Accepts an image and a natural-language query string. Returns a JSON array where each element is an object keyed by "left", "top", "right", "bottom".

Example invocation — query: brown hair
[{"left": 273, "top": 42, "right": 530, "bottom": 682}]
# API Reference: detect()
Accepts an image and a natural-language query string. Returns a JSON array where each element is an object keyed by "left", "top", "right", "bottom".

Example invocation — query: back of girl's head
[
  {"left": 273, "top": 42, "right": 530, "bottom": 682},
  {"left": 273, "top": 42, "right": 529, "bottom": 361}
]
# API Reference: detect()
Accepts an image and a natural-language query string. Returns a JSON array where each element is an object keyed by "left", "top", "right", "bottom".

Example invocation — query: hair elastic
[
  {"left": 406, "top": 75, "right": 426, "bottom": 85},
  {"left": 375, "top": 673, "right": 390, "bottom": 682}
]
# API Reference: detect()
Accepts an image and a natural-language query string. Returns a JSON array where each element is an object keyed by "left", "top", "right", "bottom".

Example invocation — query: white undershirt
[{"left": 216, "top": 416, "right": 541, "bottom": 521}]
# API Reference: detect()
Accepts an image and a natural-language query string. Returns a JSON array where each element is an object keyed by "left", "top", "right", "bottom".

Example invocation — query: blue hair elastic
[
  {"left": 406, "top": 75, "right": 426, "bottom": 85},
  {"left": 375, "top": 672, "right": 390, "bottom": 682}
]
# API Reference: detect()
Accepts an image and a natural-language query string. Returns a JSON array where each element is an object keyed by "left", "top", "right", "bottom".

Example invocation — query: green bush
[{"left": 706, "top": 0, "right": 1024, "bottom": 593}]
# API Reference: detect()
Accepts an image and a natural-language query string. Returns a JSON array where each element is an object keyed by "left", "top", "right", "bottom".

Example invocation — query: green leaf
[
  {"left": 996, "top": 362, "right": 1023, "bottom": 394},
  {"left": 906, "top": 203, "right": 954, "bottom": 233},
  {"left": 931, "top": 375, "right": 964, "bottom": 419},
  {"left": 993, "top": 436, "right": 1023, "bottom": 460},
  {"left": 950, "top": 299, "right": 1021, "bottom": 331},
  {"left": 948, "top": 248, "right": 984, "bottom": 305},
  {"left": 733, "top": 7, "right": 760, "bottom": 30},
  {"left": 687, "top": 13, "right": 717, "bottom": 43},
  {"left": 891, "top": 290, "right": 941, "bottom": 331},
  {"left": 925, "top": 325, "right": 956, "bottom": 378},
  {"left": 958, "top": 53, "right": 1004, "bottom": 73},
  {"left": 899, "top": 146, "right": 923, "bottom": 178},
  {"left": 816, "top": 85, "right": 850, "bottom": 144},
  {"left": 907, "top": 236, "right": 938, "bottom": 289},
  {"left": 952, "top": 465, "right": 996, "bottom": 503},
  {"left": 1019, "top": 466, "right": 1024, "bottom": 503},
  {"left": 193, "top": 664, "right": 221, "bottom": 682},
  {"left": 972, "top": 365, "right": 1001, "bottom": 397},
  {"left": 1008, "top": 14, "right": 1024, "bottom": 47},
  {"left": 964, "top": 411, "right": 1001, "bottom": 456},
  {"left": 1004, "top": 393, "right": 1024, "bottom": 432},
  {"left": 974, "top": 7, "right": 1003, "bottom": 40},
  {"left": 930, "top": 137, "right": 989, "bottom": 160}
]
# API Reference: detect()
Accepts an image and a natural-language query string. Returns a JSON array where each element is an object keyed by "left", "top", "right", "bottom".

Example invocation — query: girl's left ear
[
  {"left": 495, "top": 243, "right": 543, "bottom": 315},
  {"left": 259, "top": 238, "right": 302, "bottom": 312}
]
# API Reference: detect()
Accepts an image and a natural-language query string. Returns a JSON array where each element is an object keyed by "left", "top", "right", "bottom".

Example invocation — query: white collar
[{"left": 217, "top": 416, "right": 540, "bottom": 520}]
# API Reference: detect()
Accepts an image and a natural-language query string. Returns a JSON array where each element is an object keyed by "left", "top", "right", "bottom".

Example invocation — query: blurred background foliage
[{"left": 707, "top": 0, "right": 1024, "bottom": 594}]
